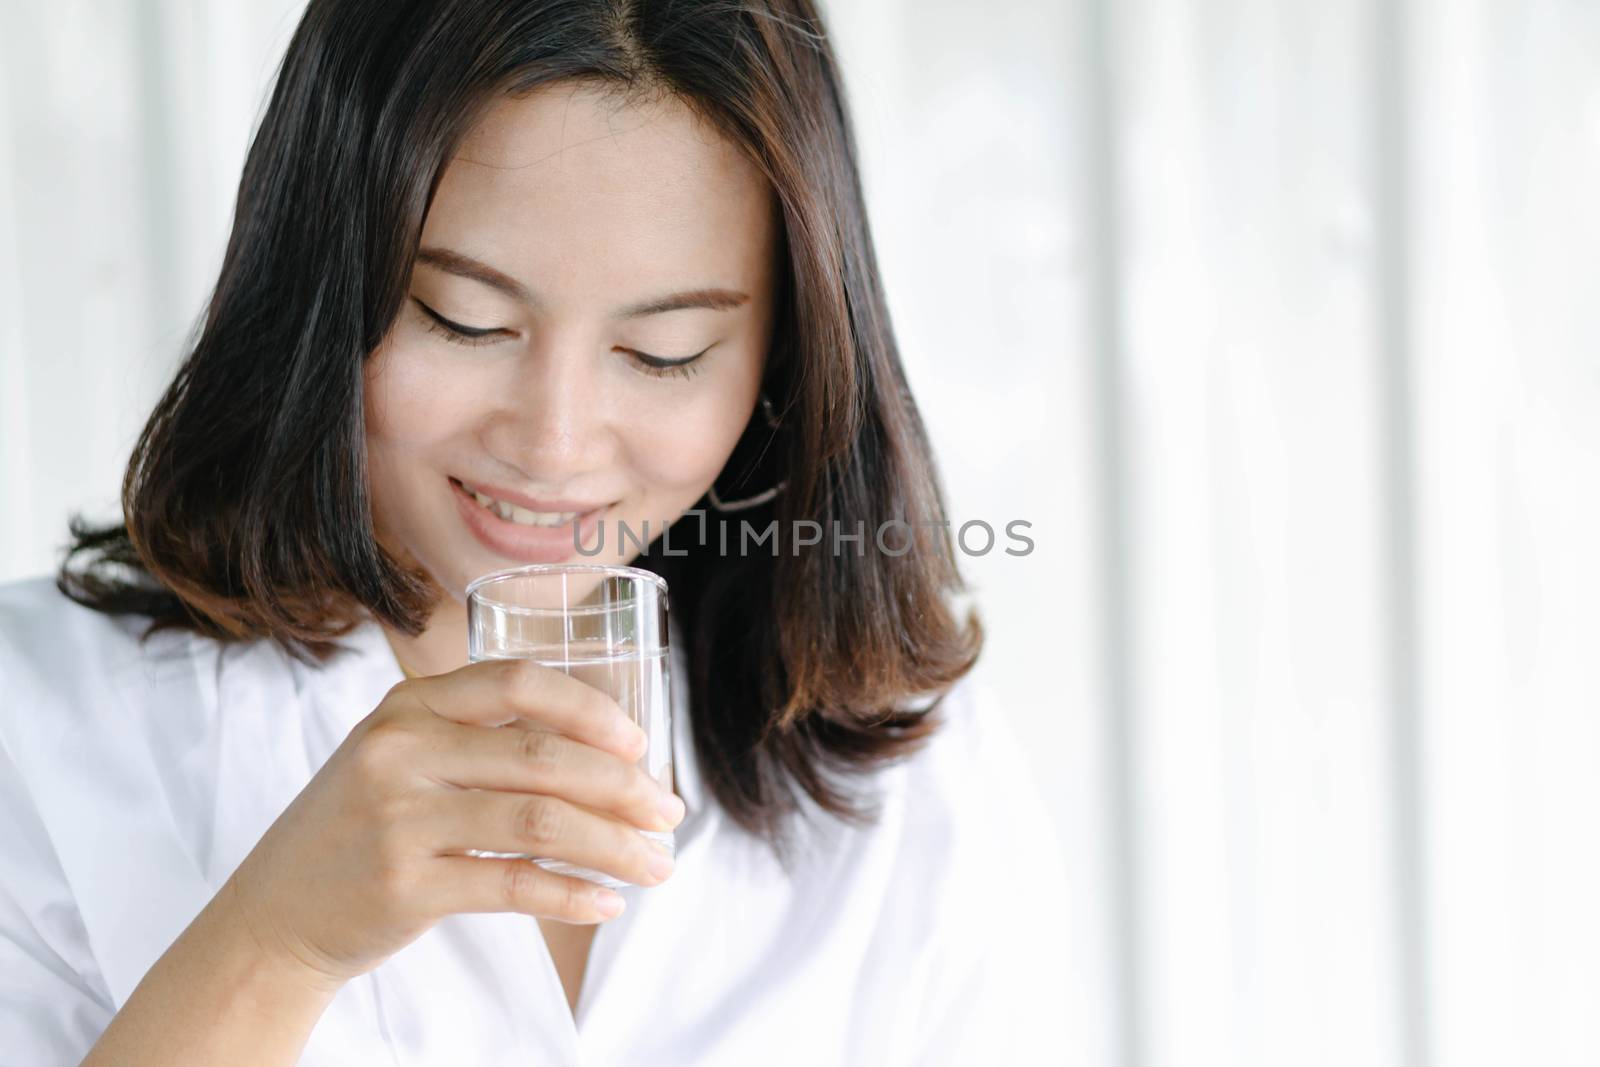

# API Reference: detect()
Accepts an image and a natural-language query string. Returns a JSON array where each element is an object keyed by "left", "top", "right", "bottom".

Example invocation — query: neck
[{"left": 380, "top": 596, "right": 471, "bottom": 679}]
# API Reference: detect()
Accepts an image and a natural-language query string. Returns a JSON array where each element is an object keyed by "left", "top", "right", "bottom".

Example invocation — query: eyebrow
[{"left": 415, "top": 246, "right": 750, "bottom": 318}]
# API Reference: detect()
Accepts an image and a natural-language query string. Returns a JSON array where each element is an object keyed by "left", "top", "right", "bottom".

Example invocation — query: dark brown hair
[{"left": 60, "top": 0, "right": 981, "bottom": 864}]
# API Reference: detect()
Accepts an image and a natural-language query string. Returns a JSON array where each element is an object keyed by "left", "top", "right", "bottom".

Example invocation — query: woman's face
[{"left": 365, "top": 81, "right": 779, "bottom": 604}]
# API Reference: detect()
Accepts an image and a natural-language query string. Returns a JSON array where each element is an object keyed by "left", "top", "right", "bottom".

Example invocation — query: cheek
[
  {"left": 364, "top": 347, "right": 481, "bottom": 523},
  {"left": 624, "top": 390, "right": 755, "bottom": 497},
  {"left": 366, "top": 348, "right": 479, "bottom": 454}
]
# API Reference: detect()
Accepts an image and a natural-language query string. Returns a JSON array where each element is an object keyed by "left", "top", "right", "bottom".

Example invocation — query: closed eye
[
  {"left": 413, "top": 296, "right": 707, "bottom": 379},
  {"left": 621, "top": 346, "right": 708, "bottom": 380},
  {"left": 413, "top": 298, "right": 505, "bottom": 345}
]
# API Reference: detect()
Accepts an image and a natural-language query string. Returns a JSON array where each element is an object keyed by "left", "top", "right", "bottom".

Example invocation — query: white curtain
[{"left": 2, "top": 3, "right": 1596, "bottom": 1066}]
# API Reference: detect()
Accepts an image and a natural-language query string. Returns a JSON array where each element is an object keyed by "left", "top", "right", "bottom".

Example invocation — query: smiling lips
[
  {"left": 452, "top": 478, "right": 606, "bottom": 527},
  {"left": 449, "top": 477, "right": 611, "bottom": 564}
]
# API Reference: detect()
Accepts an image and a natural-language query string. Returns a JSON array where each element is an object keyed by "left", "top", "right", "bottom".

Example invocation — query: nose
[{"left": 480, "top": 335, "right": 614, "bottom": 482}]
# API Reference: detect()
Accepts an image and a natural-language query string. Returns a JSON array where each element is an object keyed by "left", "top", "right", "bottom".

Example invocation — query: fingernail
[
  {"left": 646, "top": 848, "right": 675, "bottom": 882},
  {"left": 656, "top": 791, "right": 686, "bottom": 826},
  {"left": 594, "top": 890, "right": 625, "bottom": 919}
]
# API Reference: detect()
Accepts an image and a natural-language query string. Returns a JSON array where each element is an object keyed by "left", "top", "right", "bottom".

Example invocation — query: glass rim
[{"left": 464, "top": 562, "right": 669, "bottom": 613}]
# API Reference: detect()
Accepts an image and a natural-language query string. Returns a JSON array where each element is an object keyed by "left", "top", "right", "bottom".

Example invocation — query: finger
[
  {"left": 431, "top": 855, "right": 627, "bottom": 925},
  {"left": 420, "top": 720, "right": 684, "bottom": 833},
  {"left": 423, "top": 790, "right": 675, "bottom": 889},
  {"left": 401, "top": 658, "right": 647, "bottom": 762}
]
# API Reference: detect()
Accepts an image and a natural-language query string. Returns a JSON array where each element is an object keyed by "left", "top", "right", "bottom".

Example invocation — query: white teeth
[
  {"left": 465, "top": 485, "right": 580, "bottom": 527},
  {"left": 511, "top": 504, "right": 577, "bottom": 527}
]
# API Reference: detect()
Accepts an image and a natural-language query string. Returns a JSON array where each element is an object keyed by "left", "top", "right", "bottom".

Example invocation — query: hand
[{"left": 219, "top": 657, "right": 686, "bottom": 989}]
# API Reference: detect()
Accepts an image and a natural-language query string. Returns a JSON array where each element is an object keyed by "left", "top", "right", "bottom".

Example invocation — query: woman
[{"left": 0, "top": 1, "right": 1069, "bottom": 1064}]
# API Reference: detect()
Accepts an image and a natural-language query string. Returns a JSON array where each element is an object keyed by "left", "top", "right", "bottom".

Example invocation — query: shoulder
[
  {"left": 0, "top": 576, "right": 343, "bottom": 1021},
  {"left": 0, "top": 575, "right": 233, "bottom": 766},
  {"left": 902, "top": 659, "right": 1070, "bottom": 879},
  {"left": 0, "top": 575, "right": 162, "bottom": 701},
  {"left": 883, "top": 664, "right": 1076, "bottom": 1056},
  {"left": 0, "top": 573, "right": 128, "bottom": 647},
  {"left": 0, "top": 571, "right": 219, "bottom": 837},
  {"left": 817, "top": 662, "right": 1064, "bottom": 902},
  {"left": 897, "top": 665, "right": 1049, "bottom": 845},
  {"left": 0, "top": 575, "right": 238, "bottom": 882},
  {"left": 0, "top": 579, "right": 127, "bottom": 1053},
  {"left": 0, "top": 571, "right": 143, "bottom": 628}
]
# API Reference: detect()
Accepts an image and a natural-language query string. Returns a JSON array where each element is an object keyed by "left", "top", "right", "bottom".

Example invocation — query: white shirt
[{"left": 0, "top": 575, "right": 1072, "bottom": 1065}]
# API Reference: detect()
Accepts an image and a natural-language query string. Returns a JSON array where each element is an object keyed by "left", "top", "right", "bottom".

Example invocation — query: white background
[{"left": 2, "top": 2, "right": 1597, "bottom": 1066}]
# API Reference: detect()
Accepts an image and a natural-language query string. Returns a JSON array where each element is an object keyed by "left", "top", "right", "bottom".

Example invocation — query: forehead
[{"left": 421, "top": 81, "right": 777, "bottom": 299}]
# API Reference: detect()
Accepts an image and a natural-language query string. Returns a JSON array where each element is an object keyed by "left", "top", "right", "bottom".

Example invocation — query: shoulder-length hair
[{"left": 61, "top": 0, "right": 981, "bottom": 863}]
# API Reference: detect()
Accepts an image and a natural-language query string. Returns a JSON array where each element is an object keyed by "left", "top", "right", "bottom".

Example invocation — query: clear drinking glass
[{"left": 465, "top": 563, "right": 673, "bottom": 890}]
